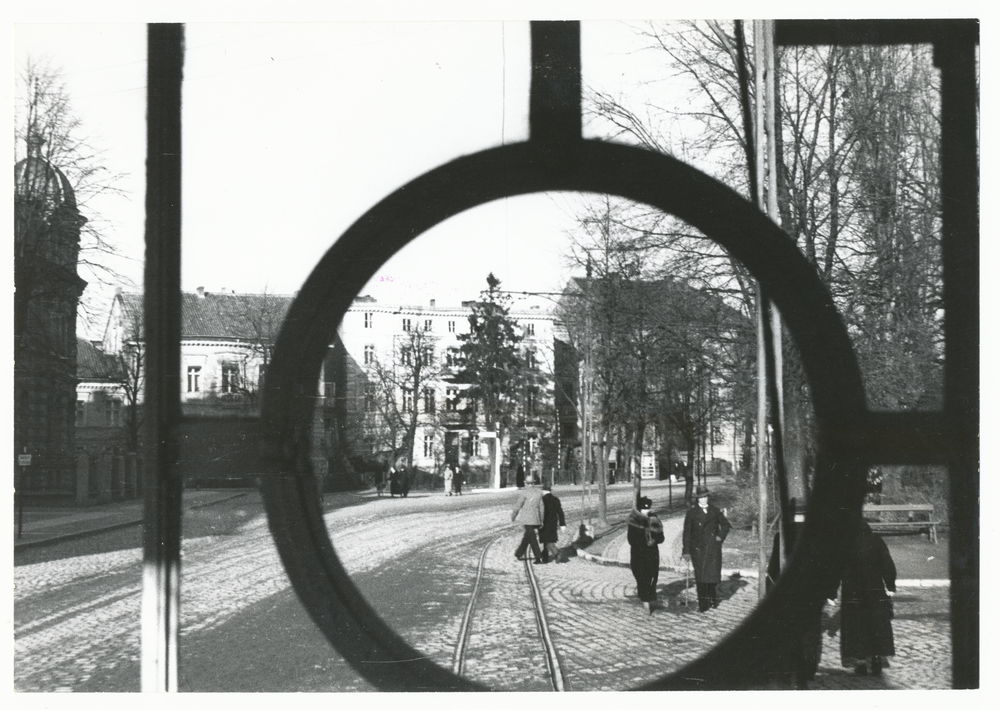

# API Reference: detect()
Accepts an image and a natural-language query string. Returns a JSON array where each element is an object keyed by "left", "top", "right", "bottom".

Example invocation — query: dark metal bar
[
  {"left": 141, "top": 23, "right": 185, "bottom": 693},
  {"left": 829, "top": 412, "right": 957, "bottom": 465},
  {"left": 936, "top": 29, "right": 980, "bottom": 690},
  {"left": 529, "top": 21, "right": 581, "bottom": 145},
  {"left": 774, "top": 19, "right": 980, "bottom": 48}
]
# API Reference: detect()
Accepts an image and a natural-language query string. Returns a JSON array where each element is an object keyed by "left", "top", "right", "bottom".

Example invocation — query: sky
[
  {"left": 12, "top": 15, "right": 692, "bottom": 337},
  {"left": 13, "top": 3, "right": 985, "bottom": 331}
]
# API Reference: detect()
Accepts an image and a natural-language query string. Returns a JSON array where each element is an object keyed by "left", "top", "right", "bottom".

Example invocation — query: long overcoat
[
  {"left": 838, "top": 523, "right": 897, "bottom": 662},
  {"left": 682, "top": 503, "right": 731, "bottom": 584},
  {"left": 539, "top": 492, "right": 565, "bottom": 543}
]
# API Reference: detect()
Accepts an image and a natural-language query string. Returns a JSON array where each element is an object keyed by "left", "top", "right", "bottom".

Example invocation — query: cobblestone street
[{"left": 15, "top": 482, "right": 953, "bottom": 691}]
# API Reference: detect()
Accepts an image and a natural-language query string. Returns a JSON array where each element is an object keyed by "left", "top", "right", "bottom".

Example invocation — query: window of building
[
  {"left": 525, "top": 322, "right": 535, "bottom": 336},
  {"left": 448, "top": 320, "right": 456, "bottom": 333},
  {"left": 525, "top": 385, "right": 536, "bottom": 414},
  {"left": 446, "top": 347, "right": 463, "bottom": 367},
  {"left": 402, "top": 387, "right": 413, "bottom": 413},
  {"left": 364, "top": 344, "right": 375, "bottom": 365},
  {"left": 471, "top": 431, "right": 480, "bottom": 456},
  {"left": 105, "top": 398, "right": 121, "bottom": 427},
  {"left": 364, "top": 382, "right": 377, "bottom": 412},
  {"left": 424, "top": 319, "right": 433, "bottom": 332},
  {"left": 423, "top": 434, "right": 434, "bottom": 458},
  {"left": 324, "top": 381, "right": 336, "bottom": 398},
  {"left": 401, "top": 348, "right": 412, "bottom": 366},
  {"left": 220, "top": 362, "right": 240, "bottom": 393},
  {"left": 364, "top": 312, "right": 373, "bottom": 328},
  {"left": 76, "top": 399, "right": 85, "bottom": 426},
  {"left": 258, "top": 363, "right": 266, "bottom": 389},
  {"left": 187, "top": 365, "right": 201, "bottom": 392},
  {"left": 525, "top": 348, "right": 536, "bottom": 369},
  {"left": 402, "top": 318, "right": 411, "bottom": 332},
  {"left": 423, "top": 387, "right": 435, "bottom": 414},
  {"left": 446, "top": 387, "right": 459, "bottom": 411}
]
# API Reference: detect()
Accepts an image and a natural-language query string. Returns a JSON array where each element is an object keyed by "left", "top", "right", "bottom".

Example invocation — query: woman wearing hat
[
  {"left": 627, "top": 496, "right": 665, "bottom": 613},
  {"left": 682, "top": 485, "right": 731, "bottom": 612}
]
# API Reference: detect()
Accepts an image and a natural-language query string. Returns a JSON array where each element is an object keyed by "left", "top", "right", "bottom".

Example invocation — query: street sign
[
  {"left": 18, "top": 454, "right": 32, "bottom": 466},
  {"left": 478, "top": 431, "right": 497, "bottom": 439}
]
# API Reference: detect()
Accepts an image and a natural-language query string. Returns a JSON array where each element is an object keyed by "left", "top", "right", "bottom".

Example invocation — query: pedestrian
[
  {"left": 682, "top": 485, "right": 731, "bottom": 612},
  {"left": 400, "top": 465, "right": 410, "bottom": 498},
  {"left": 627, "top": 495, "right": 664, "bottom": 614},
  {"left": 511, "top": 480, "right": 544, "bottom": 563},
  {"left": 516, "top": 462, "right": 525, "bottom": 489},
  {"left": 682, "top": 462, "right": 694, "bottom": 506},
  {"left": 452, "top": 467, "right": 464, "bottom": 495},
  {"left": 444, "top": 465, "right": 454, "bottom": 496},
  {"left": 389, "top": 467, "right": 400, "bottom": 498},
  {"left": 539, "top": 483, "right": 566, "bottom": 563},
  {"left": 831, "top": 519, "right": 897, "bottom": 676}
]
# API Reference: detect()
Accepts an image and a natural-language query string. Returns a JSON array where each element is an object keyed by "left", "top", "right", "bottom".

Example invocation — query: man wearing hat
[{"left": 683, "top": 485, "right": 731, "bottom": 612}]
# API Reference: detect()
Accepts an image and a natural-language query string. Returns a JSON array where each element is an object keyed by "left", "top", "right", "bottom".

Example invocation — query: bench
[{"left": 863, "top": 503, "right": 940, "bottom": 543}]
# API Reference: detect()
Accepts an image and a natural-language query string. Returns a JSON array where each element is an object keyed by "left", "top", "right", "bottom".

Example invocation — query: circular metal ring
[{"left": 258, "top": 139, "right": 869, "bottom": 690}]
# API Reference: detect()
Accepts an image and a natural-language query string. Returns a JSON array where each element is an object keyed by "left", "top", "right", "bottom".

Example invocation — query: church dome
[{"left": 14, "top": 152, "right": 77, "bottom": 211}]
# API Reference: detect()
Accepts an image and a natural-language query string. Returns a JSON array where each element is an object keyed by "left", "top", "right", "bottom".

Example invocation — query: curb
[{"left": 14, "top": 492, "right": 250, "bottom": 551}]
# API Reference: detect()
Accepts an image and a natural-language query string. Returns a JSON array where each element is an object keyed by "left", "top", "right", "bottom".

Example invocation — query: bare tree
[
  {"left": 14, "top": 57, "right": 129, "bottom": 335},
  {"left": 368, "top": 327, "right": 442, "bottom": 469}
]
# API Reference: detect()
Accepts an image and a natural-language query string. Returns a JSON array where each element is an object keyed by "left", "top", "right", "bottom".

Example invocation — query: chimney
[
  {"left": 196, "top": 286, "right": 206, "bottom": 299},
  {"left": 430, "top": 299, "right": 436, "bottom": 308}
]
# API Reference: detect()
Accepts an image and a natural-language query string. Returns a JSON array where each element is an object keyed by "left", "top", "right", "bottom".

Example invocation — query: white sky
[
  {"left": 12, "top": 2, "right": 980, "bottom": 332},
  {"left": 13, "top": 15, "right": 691, "bottom": 337}
]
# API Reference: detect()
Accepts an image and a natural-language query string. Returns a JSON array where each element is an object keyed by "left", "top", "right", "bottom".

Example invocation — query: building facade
[
  {"left": 14, "top": 140, "right": 87, "bottom": 504},
  {"left": 324, "top": 294, "right": 558, "bottom": 487},
  {"left": 98, "top": 289, "right": 558, "bottom": 491}
]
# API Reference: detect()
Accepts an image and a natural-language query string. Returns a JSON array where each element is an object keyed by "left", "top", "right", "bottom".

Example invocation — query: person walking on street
[
  {"left": 444, "top": 465, "right": 454, "bottom": 496},
  {"left": 399, "top": 465, "right": 410, "bottom": 498},
  {"left": 539, "top": 483, "right": 566, "bottom": 563},
  {"left": 682, "top": 462, "right": 694, "bottom": 506},
  {"left": 831, "top": 519, "right": 897, "bottom": 676},
  {"left": 389, "top": 467, "right": 400, "bottom": 498},
  {"left": 453, "top": 467, "right": 464, "bottom": 495},
  {"left": 511, "top": 480, "right": 545, "bottom": 563},
  {"left": 682, "top": 485, "right": 731, "bottom": 612},
  {"left": 628, "top": 496, "right": 665, "bottom": 614}
]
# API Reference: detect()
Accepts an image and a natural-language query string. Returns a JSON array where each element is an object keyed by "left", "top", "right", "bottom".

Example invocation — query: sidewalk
[
  {"left": 582, "top": 518, "right": 950, "bottom": 586},
  {"left": 13, "top": 490, "right": 248, "bottom": 550}
]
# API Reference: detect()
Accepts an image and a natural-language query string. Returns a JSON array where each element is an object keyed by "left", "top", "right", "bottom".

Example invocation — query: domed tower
[{"left": 14, "top": 135, "right": 88, "bottom": 504}]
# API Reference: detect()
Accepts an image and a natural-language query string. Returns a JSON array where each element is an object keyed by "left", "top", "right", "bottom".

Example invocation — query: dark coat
[
  {"left": 389, "top": 470, "right": 401, "bottom": 495},
  {"left": 838, "top": 523, "right": 897, "bottom": 662},
  {"left": 627, "top": 509, "right": 664, "bottom": 564},
  {"left": 682, "top": 503, "right": 731, "bottom": 584},
  {"left": 539, "top": 492, "right": 565, "bottom": 543}
]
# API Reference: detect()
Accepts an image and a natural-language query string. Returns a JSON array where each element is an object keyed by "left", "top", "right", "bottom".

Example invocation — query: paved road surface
[{"left": 14, "top": 481, "right": 951, "bottom": 691}]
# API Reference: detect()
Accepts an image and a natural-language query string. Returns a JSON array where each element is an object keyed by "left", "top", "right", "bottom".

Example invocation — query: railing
[{"left": 139, "top": 20, "right": 978, "bottom": 691}]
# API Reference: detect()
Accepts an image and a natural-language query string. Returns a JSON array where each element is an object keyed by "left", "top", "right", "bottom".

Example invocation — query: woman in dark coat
[
  {"left": 388, "top": 468, "right": 401, "bottom": 497},
  {"left": 834, "top": 520, "right": 897, "bottom": 675},
  {"left": 682, "top": 486, "right": 731, "bottom": 612},
  {"left": 539, "top": 484, "right": 566, "bottom": 563},
  {"left": 627, "top": 496, "right": 665, "bottom": 614}
]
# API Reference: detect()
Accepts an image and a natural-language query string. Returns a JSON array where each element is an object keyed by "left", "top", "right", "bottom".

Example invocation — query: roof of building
[
  {"left": 14, "top": 155, "right": 77, "bottom": 210},
  {"left": 560, "top": 275, "right": 747, "bottom": 330},
  {"left": 77, "top": 338, "right": 121, "bottom": 381},
  {"left": 117, "top": 291, "right": 295, "bottom": 342}
]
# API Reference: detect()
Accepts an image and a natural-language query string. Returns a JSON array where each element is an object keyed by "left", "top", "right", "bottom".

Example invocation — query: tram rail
[{"left": 452, "top": 531, "right": 567, "bottom": 691}]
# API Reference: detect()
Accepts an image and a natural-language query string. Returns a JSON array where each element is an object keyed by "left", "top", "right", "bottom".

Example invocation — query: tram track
[{"left": 452, "top": 530, "right": 567, "bottom": 691}]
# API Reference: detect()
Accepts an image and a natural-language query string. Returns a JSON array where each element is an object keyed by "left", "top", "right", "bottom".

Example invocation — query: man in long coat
[
  {"left": 511, "top": 481, "right": 545, "bottom": 563},
  {"left": 683, "top": 485, "right": 731, "bottom": 611},
  {"left": 539, "top": 483, "right": 566, "bottom": 563},
  {"left": 833, "top": 520, "right": 897, "bottom": 675}
]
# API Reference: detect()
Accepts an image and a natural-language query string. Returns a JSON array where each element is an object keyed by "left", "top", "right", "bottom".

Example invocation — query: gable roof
[
  {"left": 77, "top": 338, "right": 122, "bottom": 381},
  {"left": 117, "top": 291, "right": 295, "bottom": 342}
]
